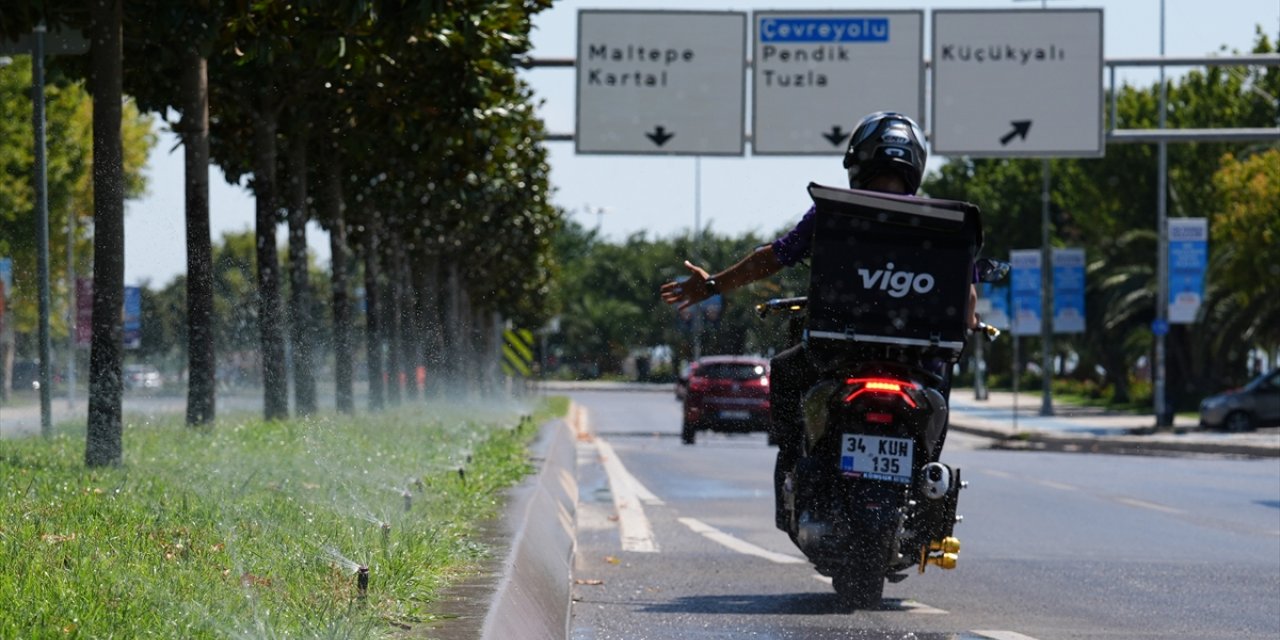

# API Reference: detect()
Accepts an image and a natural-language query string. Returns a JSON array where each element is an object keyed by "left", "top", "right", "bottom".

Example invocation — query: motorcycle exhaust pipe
[{"left": 921, "top": 462, "right": 952, "bottom": 500}]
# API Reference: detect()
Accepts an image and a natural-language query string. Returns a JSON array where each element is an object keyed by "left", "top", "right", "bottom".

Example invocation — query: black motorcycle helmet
[{"left": 842, "top": 111, "right": 927, "bottom": 195}]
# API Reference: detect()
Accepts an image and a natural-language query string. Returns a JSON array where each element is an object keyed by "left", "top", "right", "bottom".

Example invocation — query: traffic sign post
[
  {"left": 930, "top": 9, "right": 1104, "bottom": 157},
  {"left": 576, "top": 10, "right": 746, "bottom": 155},
  {"left": 751, "top": 11, "right": 923, "bottom": 155}
]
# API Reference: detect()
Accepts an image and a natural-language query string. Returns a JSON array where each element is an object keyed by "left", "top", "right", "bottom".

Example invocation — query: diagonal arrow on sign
[
  {"left": 645, "top": 125, "right": 675, "bottom": 147},
  {"left": 999, "top": 120, "right": 1032, "bottom": 146},
  {"left": 822, "top": 125, "right": 850, "bottom": 147}
]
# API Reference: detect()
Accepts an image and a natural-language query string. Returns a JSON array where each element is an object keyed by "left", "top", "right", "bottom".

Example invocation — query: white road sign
[
  {"left": 576, "top": 10, "right": 747, "bottom": 155},
  {"left": 752, "top": 11, "right": 923, "bottom": 155},
  {"left": 931, "top": 9, "right": 1104, "bottom": 157}
]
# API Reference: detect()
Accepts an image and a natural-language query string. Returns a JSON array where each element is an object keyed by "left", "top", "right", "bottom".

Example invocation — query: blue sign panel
[
  {"left": 1009, "top": 249, "right": 1042, "bottom": 336},
  {"left": 123, "top": 286, "right": 142, "bottom": 349},
  {"left": 1052, "top": 248, "right": 1086, "bottom": 334},
  {"left": 0, "top": 257, "right": 11, "bottom": 294},
  {"left": 1168, "top": 218, "right": 1207, "bottom": 324},
  {"left": 979, "top": 283, "right": 1011, "bottom": 330}
]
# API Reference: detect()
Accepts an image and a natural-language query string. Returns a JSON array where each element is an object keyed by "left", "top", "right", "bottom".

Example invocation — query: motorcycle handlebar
[
  {"left": 755, "top": 296, "right": 808, "bottom": 319},
  {"left": 974, "top": 321, "right": 1001, "bottom": 342}
]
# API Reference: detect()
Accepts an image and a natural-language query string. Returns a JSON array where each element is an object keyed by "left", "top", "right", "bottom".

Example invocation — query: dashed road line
[
  {"left": 1113, "top": 496, "right": 1186, "bottom": 515},
  {"left": 594, "top": 435, "right": 659, "bottom": 552},
  {"left": 677, "top": 517, "right": 804, "bottom": 564},
  {"left": 972, "top": 631, "right": 1043, "bottom": 640}
]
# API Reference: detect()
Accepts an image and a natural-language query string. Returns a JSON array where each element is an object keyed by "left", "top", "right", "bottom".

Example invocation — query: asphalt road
[{"left": 567, "top": 389, "right": 1280, "bottom": 640}]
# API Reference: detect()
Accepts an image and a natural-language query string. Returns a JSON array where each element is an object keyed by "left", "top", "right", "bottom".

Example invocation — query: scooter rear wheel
[
  {"left": 831, "top": 541, "right": 888, "bottom": 609},
  {"left": 833, "top": 564, "right": 886, "bottom": 609}
]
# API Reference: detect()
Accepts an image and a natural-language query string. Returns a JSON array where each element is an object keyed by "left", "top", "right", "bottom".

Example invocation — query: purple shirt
[{"left": 770, "top": 205, "right": 817, "bottom": 267}]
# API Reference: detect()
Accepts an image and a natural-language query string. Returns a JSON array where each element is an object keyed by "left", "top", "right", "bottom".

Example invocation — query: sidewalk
[{"left": 947, "top": 388, "right": 1280, "bottom": 458}]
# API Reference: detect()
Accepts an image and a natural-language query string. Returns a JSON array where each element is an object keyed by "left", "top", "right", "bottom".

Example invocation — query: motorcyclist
[{"left": 659, "top": 111, "right": 977, "bottom": 529}]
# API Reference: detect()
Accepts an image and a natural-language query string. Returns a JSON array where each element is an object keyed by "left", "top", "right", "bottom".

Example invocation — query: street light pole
[
  {"left": 1154, "top": 0, "right": 1172, "bottom": 426},
  {"left": 32, "top": 23, "right": 54, "bottom": 437}
]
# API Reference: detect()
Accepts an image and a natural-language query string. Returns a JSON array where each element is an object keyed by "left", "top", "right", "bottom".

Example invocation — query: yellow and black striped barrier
[{"left": 501, "top": 328, "right": 535, "bottom": 377}]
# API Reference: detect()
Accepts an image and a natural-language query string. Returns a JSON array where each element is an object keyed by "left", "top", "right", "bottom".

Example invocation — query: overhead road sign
[
  {"left": 931, "top": 9, "right": 1104, "bottom": 157},
  {"left": 576, "top": 10, "right": 747, "bottom": 155},
  {"left": 752, "top": 11, "right": 923, "bottom": 155}
]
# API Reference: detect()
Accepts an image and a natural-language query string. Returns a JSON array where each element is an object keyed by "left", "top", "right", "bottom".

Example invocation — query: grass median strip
[{"left": 0, "top": 396, "right": 568, "bottom": 638}]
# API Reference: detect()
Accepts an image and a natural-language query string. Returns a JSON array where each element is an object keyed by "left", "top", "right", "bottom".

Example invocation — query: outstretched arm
[{"left": 660, "top": 244, "right": 785, "bottom": 310}]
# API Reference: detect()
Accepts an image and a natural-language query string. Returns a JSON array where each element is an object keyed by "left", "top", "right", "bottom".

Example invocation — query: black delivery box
[{"left": 803, "top": 182, "right": 983, "bottom": 364}]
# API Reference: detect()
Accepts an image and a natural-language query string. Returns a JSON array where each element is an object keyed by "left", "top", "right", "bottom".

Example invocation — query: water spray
[{"left": 381, "top": 522, "right": 391, "bottom": 546}]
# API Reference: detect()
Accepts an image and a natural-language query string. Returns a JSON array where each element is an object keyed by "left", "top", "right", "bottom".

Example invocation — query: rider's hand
[{"left": 660, "top": 260, "right": 713, "bottom": 310}]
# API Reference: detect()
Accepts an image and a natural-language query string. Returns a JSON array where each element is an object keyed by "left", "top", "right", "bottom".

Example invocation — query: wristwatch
[{"left": 704, "top": 277, "right": 720, "bottom": 296}]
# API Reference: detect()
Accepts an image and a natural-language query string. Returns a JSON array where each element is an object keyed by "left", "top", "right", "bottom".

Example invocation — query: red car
[{"left": 681, "top": 355, "right": 771, "bottom": 444}]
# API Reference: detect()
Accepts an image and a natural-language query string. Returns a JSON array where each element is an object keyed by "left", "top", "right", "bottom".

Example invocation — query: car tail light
[
  {"left": 842, "top": 377, "right": 919, "bottom": 408},
  {"left": 689, "top": 377, "right": 708, "bottom": 392}
]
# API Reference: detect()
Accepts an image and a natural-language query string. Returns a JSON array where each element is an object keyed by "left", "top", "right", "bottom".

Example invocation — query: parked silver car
[
  {"left": 123, "top": 364, "right": 164, "bottom": 390},
  {"left": 1199, "top": 370, "right": 1280, "bottom": 432}
]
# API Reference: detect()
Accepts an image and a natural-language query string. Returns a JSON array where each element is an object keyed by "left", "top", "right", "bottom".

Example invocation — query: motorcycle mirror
[{"left": 975, "top": 258, "right": 1011, "bottom": 283}]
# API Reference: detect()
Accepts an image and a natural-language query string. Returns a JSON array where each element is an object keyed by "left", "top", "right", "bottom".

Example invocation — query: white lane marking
[
  {"left": 677, "top": 517, "right": 804, "bottom": 564},
  {"left": 972, "top": 631, "right": 1044, "bottom": 640},
  {"left": 811, "top": 576, "right": 948, "bottom": 614},
  {"left": 1035, "top": 479, "right": 1078, "bottom": 492},
  {"left": 1114, "top": 496, "right": 1186, "bottom": 515},
  {"left": 595, "top": 436, "right": 659, "bottom": 552},
  {"left": 978, "top": 469, "right": 1014, "bottom": 479}
]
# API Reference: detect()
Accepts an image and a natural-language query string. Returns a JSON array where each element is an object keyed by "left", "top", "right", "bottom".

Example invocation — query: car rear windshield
[{"left": 698, "top": 363, "right": 766, "bottom": 380}]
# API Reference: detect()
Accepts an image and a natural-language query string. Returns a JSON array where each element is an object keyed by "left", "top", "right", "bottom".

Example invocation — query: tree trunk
[
  {"left": 252, "top": 107, "right": 288, "bottom": 420},
  {"left": 285, "top": 131, "right": 316, "bottom": 416},
  {"left": 442, "top": 261, "right": 462, "bottom": 392},
  {"left": 410, "top": 252, "right": 440, "bottom": 398},
  {"left": 381, "top": 225, "right": 402, "bottom": 406},
  {"left": 86, "top": 0, "right": 124, "bottom": 467},
  {"left": 180, "top": 50, "right": 215, "bottom": 426},
  {"left": 322, "top": 151, "right": 353, "bottom": 413},
  {"left": 362, "top": 206, "right": 384, "bottom": 411}
]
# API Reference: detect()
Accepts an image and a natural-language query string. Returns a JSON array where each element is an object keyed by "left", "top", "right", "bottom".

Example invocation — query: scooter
[{"left": 757, "top": 183, "right": 1009, "bottom": 608}]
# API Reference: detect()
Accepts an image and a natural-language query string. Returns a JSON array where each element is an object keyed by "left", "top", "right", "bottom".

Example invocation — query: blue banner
[
  {"left": 1009, "top": 249, "right": 1042, "bottom": 336},
  {"left": 758, "top": 17, "right": 889, "bottom": 43},
  {"left": 1052, "top": 248, "right": 1086, "bottom": 334},
  {"left": 0, "top": 257, "right": 11, "bottom": 295},
  {"left": 123, "top": 286, "right": 142, "bottom": 349},
  {"left": 1168, "top": 218, "right": 1207, "bottom": 324}
]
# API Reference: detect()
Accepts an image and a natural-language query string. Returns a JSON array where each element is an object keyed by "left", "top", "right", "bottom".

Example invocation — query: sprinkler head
[
  {"left": 457, "top": 467, "right": 466, "bottom": 483},
  {"left": 402, "top": 490, "right": 413, "bottom": 512},
  {"left": 357, "top": 565, "right": 369, "bottom": 598}
]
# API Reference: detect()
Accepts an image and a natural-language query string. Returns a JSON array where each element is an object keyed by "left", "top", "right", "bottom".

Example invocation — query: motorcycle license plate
[{"left": 840, "top": 434, "right": 913, "bottom": 484}]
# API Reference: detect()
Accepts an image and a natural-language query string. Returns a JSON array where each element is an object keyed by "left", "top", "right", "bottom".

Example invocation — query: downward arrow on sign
[
  {"left": 822, "top": 126, "right": 850, "bottom": 147},
  {"left": 646, "top": 126, "right": 674, "bottom": 147}
]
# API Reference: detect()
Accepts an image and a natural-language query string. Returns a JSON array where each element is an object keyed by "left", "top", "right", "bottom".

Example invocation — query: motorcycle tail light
[{"left": 842, "top": 377, "right": 919, "bottom": 408}]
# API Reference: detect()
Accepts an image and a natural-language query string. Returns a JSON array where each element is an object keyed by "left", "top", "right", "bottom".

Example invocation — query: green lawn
[{"left": 1, "top": 396, "right": 568, "bottom": 638}]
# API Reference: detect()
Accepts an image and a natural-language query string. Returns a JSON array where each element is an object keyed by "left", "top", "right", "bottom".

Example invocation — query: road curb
[
  {"left": 480, "top": 414, "right": 578, "bottom": 640},
  {"left": 949, "top": 421, "right": 1280, "bottom": 458}
]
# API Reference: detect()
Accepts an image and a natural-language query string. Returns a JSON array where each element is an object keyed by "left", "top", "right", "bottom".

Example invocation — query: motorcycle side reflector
[{"left": 842, "top": 377, "right": 919, "bottom": 408}]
